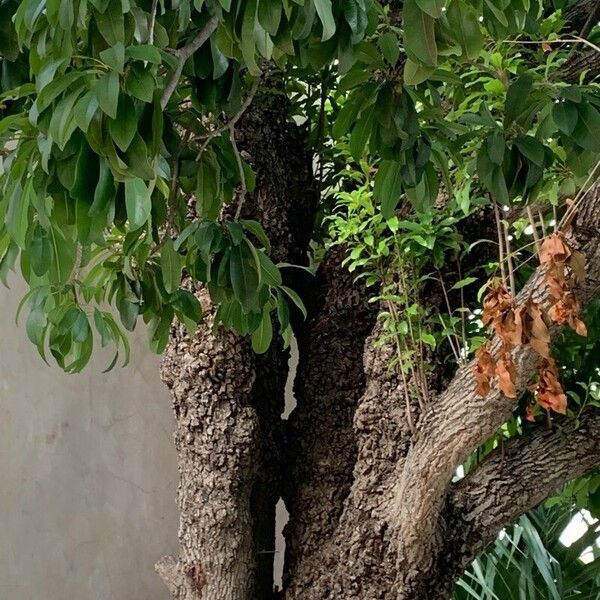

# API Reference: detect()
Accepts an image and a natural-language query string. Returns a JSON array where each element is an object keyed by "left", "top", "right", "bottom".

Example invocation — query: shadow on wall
[{"left": 0, "top": 277, "right": 178, "bottom": 600}]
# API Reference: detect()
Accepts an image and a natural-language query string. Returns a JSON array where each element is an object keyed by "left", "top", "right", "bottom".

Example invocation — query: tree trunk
[{"left": 158, "top": 81, "right": 317, "bottom": 600}]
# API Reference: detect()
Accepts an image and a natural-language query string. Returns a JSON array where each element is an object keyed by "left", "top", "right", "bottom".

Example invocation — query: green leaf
[
  {"left": 89, "top": 158, "right": 116, "bottom": 216},
  {"left": 378, "top": 32, "right": 400, "bottom": 66},
  {"left": 196, "top": 159, "right": 221, "bottom": 220},
  {"left": 350, "top": 105, "right": 375, "bottom": 160},
  {"left": 258, "top": 0, "right": 282, "bottom": 36},
  {"left": 572, "top": 103, "right": 600, "bottom": 152},
  {"left": 125, "top": 44, "right": 162, "bottom": 64},
  {"left": 487, "top": 131, "right": 505, "bottom": 166},
  {"left": 125, "top": 178, "right": 151, "bottom": 230},
  {"left": 171, "top": 289, "right": 202, "bottom": 334},
  {"left": 421, "top": 332, "right": 436, "bottom": 347},
  {"left": 280, "top": 285, "right": 307, "bottom": 319},
  {"left": 240, "top": 220, "right": 271, "bottom": 251},
  {"left": 450, "top": 276, "right": 477, "bottom": 290},
  {"left": 35, "top": 71, "right": 86, "bottom": 116},
  {"left": 504, "top": 74, "right": 533, "bottom": 127},
  {"left": 95, "top": 2, "right": 124, "bottom": 45},
  {"left": 416, "top": 0, "right": 445, "bottom": 18},
  {"left": 404, "top": 58, "right": 435, "bottom": 86},
  {"left": 515, "top": 135, "right": 545, "bottom": 167},
  {"left": 109, "top": 95, "right": 137, "bottom": 151},
  {"left": 73, "top": 91, "right": 100, "bottom": 133},
  {"left": 230, "top": 241, "right": 260, "bottom": 311},
  {"left": 403, "top": 0, "right": 437, "bottom": 67},
  {"left": 100, "top": 42, "right": 125, "bottom": 73},
  {"left": 6, "top": 182, "right": 32, "bottom": 249},
  {"left": 314, "top": 0, "right": 336, "bottom": 41},
  {"left": 30, "top": 225, "right": 53, "bottom": 276},
  {"left": 257, "top": 251, "right": 282, "bottom": 286},
  {"left": 125, "top": 66, "right": 155, "bottom": 103},
  {"left": 374, "top": 160, "right": 403, "bottom": 219},
  {"left": 241, "top": 0, "right": 260, "bottom": 75},
  {"left": 95, "top": 70, "right": 120, "bottom": 119},
  {"left": 94, "top": 308, "right": 113, "bottom": 347},
  {"left": 251, "top": 304, "right": 273, "bottom": 353},
  {"left": 552, "top": 101, "right": 578, "bottom": 135},
  {"left": 445, "top": 0, "right": 484, "bottom": 60},
  {"left": 160, "top": 239, "right": 183, "bottom": 295}
]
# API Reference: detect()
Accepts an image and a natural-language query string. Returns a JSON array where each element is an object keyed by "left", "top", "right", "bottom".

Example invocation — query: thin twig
[
  {"left": 231, "top": 129, "right": 247, "bottom": 220},
  {"left": 504, "top": 36, "right": 600, "bottom": 55},
  {"left": 148, "top": 0, "right": 159, "bottom": 45},
  {"left": 437, "top": 269, "right": 463, "bottom": 364},
  {"left": 504, "top": 219, "right": 516, "bottom": 296},
  {"left": 195, "top": 77, "right": 260, "bottom": 162},
  {"left": 456, "top": 258, "right": 467, "bottom": 356},
  {"left": 526, "top": 205, "right": 541, "bottom": 254},
  {"left": 538, "top": 209, "right": 547, "bottom": 236},
  {"left": 161, "top": 15, "right": 219, "bottom": 110},
  {"left": 492, "top": 199, "right": 508, "bottom": 287}
]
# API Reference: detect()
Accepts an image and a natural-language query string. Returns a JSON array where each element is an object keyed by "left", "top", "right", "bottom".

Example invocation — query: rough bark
[
  {"left": 563, "top": 0, "right": 600, "bottom": 35},
  {"left": 159, "top": 82, "right": 316, "bottom": 600},
  {"left": 282, "top": 246, "right": 377, "bottom": 595}
]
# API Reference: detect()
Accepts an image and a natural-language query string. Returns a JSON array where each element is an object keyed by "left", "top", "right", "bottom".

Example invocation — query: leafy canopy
[{"left": 0, "top": 0, "right": 599, "bottom": 373}]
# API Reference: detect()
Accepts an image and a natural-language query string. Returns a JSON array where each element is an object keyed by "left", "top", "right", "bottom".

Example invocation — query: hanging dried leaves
[
  {"left": 533, "top": 358, "right": 567, "bottom": 415},
  {"left": 474, "top": 345, "right": 495, "bottom": 396},
  {"left": 496, "top": 351, "right": 517, "bottom": 398},
  {"left": 522, "top": 299, "right": 550, "bottom": 359},
  {"left": 473, "top": 230, "right": 586, "bottom": 419}
]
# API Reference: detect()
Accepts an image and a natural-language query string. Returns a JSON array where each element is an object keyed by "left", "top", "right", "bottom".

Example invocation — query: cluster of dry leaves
[{"left": 473, "top": 233, "right": 587, "bottom": 419}]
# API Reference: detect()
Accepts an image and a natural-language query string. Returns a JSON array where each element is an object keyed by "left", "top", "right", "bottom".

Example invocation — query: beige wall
[{"left": 0, "top": 277, "right": 178, "bottom": 599}]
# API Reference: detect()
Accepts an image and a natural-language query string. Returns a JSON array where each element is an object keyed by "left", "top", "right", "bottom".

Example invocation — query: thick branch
[
  {"left": 282, "top": 247, "right": 377, "bottom": 595},
  {"left": 450, "top": 410, "right": 600, "bottom": 557},
  {"left": 389, "top": 181, "right": 600, "bottom": 598}
]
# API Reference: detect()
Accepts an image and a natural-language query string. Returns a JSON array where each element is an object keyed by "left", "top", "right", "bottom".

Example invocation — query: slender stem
[
  {"left": 397, "top": 265, "right": 427, "bottom": 408},
  {"left": 504, "top": 219, "right": 516, "bottom": 296},
  {"left": 504, "top": 36, "right": 600, "bottom": 55},
  {"left": 148, "top": 0, "right": 159, "bottom": 45},
  {"left": 526, "top": 205, "right": 541, "bottom": 254},
  {"left": 538, "top": 209, "right": 547, "bottom": 236},
  {"left": 438, "top": 315, "right": 461, "bottom": 363},
  {"left": 437, "top": 269, "right": 463, "bottom": 364},
  {"left": 456, "top": 258, "right": 467, "bottom": 355},
  {"left": 161, "top": 16, "right": 219, "bottom": 109},
  {"left": 232, "top": 129, "right": 247, "bottom": 220},
  {"left": 492, "top": 199, "right": 508, "bottom": 287}
]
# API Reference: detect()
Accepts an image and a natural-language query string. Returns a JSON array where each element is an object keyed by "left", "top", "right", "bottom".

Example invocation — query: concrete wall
[{"left": 0, "top": 277, "right": 178, "bottom": 599}]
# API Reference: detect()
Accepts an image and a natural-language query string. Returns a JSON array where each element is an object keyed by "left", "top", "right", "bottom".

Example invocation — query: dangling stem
[
  {"left": 538, "top": 209, "right": 547, "bottom": 236},
  {"left": 492, "top": 199, "right": 508, "bottom": 287},
  {"left": 526, "top": 205, "right": 541, "bottom": 255},
  {"left": 504, "top": 219, "right": 516, "bottom": 296}
]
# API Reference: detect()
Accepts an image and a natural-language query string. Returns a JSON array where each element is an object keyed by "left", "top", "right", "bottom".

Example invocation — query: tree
[{"left": 1, "top": 0, "right": 600, "bottom": 598}]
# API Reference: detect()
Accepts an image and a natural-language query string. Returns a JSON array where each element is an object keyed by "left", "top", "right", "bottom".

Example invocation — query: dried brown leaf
[{"left": 496, "top": 353, "right": 517, "bottom": 398}]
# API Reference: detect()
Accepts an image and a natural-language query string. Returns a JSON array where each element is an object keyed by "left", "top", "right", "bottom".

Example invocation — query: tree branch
[
  {"left": 161, "top": 16, "right": 219, "bottom": 110},
  {"left": 389, "top": 180, "right": 600, "bottom": 597},
  {"left": 449, "top": 410, "right": 600, "bottom": 560}
]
